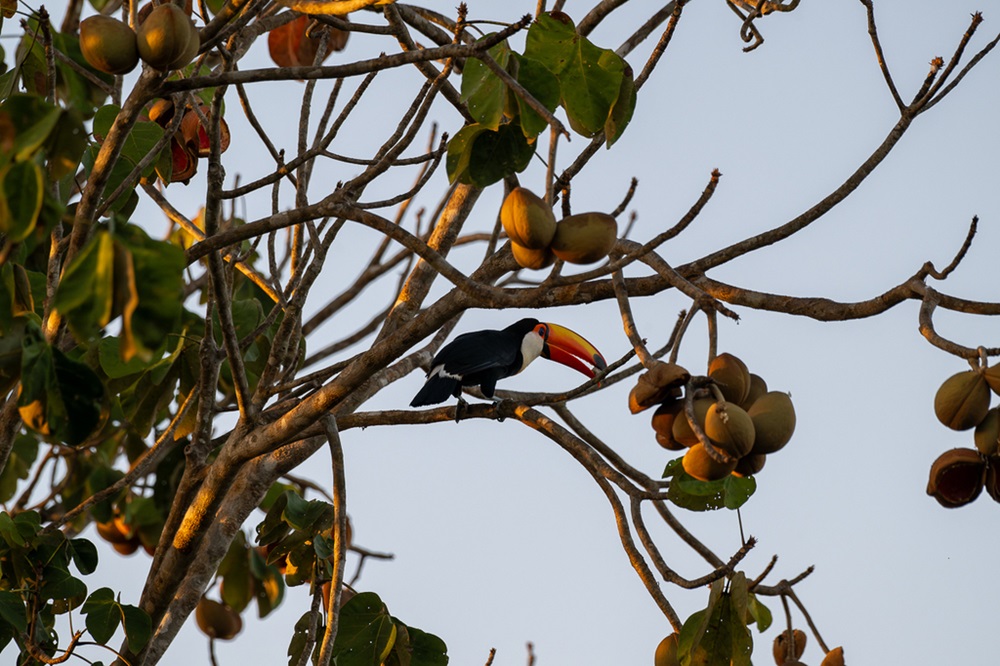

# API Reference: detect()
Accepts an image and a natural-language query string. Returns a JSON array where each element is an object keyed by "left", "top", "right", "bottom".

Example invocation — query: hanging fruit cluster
[
  {"left": 500, "top": 187, "right": 618, "bottom": 269},
  {"left": 926, "top": 365, "right": 1000, "bottom": 507},
  {"left": 145, "top": 98, "right": 231, "bottom": 184},
  {"left": 630, "top": 353, "right": 797, "bottom": 482},
  {"left": 80, "top": 3, "right": 200, "bottom": 76}
]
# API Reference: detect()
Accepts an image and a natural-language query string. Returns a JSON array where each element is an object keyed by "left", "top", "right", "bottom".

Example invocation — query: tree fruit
[
  {"left": 136, "top": 3, "right": 200, "bottom": 71},
  {"left": 734, "top": 453, "right": 766, "bottom": 477},
  {"left": 80, "top": 16, "right": 140, "bottom": 75},
  {"left": 708, "top": 353, "right": 750, "bottom": 404},
  {"left": 773, "top": 628, "right": 807, "bottom": 665},
  {"left": 748, "top": 391, "right": 795, "bottom": 454},
  {"left": 195, "top": 597, "right": 243, "bottom": 640},
  {"left": 984, "top": 456, "right": 1000, "bottom": 504},
  {"left": 652, "top": 400, "right": 686, "bottom": 450},
  {"left": 704, "top": 402, "right": 755, "bottom": 458},
  {"left": 180, "top": 105, "right": 231, "bottom": 157},
  {"left": 510, "top": 240, "right": 555, "bottom": 270},
  {"left": 741, "top": 373, "right": 768, "bottom": 409},
  {"left": 501, "top": 187, "right": 556, "bottom": 249},
  {"left": 268, "top": 15, "right": 343, "bottom": 69},
  {"left": 821, "top": 646, "right": 846, "bottom": 666},
  {"left": 654, "top": 632, "right": 680, "bottom": 666},
  {"left": 933, "top": 370, "right": 990, "bottom": 431},
  {"left": 973, "top": 407, "right": 1000, "bottom": 456},
  {"left": 629, "top": 361, "right": 690, "bottom": 413},
  {"left": 550, "top": 212, "right": 618, "bottom": 264},
  {"left": 984, "top": 364, "right": 1000, "bottom": 396},
  {"left": 926, "top": 447, "right": 986, "bottom": 508},
  {"left": 682, "top": 443, "right": 737, "bottom": 481},
  {"left": 671, "top": 397, "right": 713, "bottom": 447}
]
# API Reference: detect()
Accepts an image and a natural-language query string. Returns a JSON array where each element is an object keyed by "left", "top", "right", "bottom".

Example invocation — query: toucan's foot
[
  {"left": 492, "top": 398, "right": 506, "bottom": 422},
  {"left": 454, "top": 398, "right": 468, "bottom": 423}
]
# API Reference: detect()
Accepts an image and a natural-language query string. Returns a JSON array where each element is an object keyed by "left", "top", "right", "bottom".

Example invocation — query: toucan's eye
[{"left": 537, "top": 325, "right": 547, "bottom": 338}]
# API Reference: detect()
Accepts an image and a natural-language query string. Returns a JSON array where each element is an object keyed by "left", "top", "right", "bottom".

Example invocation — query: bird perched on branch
[{"left": 410, "top": 318, "right": 607, "bottom": 407}]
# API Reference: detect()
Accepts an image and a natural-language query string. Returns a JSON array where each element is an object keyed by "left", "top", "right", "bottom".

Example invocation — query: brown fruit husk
[
  {"left": 80, "top": 16, "right": 140, "bottom": 75},
  {"left": 748, "top": 391, "right": 795, "bottom": 455},
  {"left": 926, "top": 447, "right": 986, "bottom": 508},
  {"left": 708, "top": 353, "right": 750, "bottom": 404},
  {"left": 984, "top": 456, "right": 1000, "bottom": 504},
  {"left": 180, "top": 106, "right": 231, "bottom": 157},
  {"left": 268, "top": 15, "right": 339, "bottom": 70},
  {"left": 510, "top": 241, "right": 555, "bottom": 270},
  {"left": 651, "top": 400, "right": 686, "bottom": 450},
  {"left": 654, "top": 632, "right": 680, "bottom": 666},
  {"left": 773, "top": 629, "right": 807, "bottom": 665},
  {"left": 682, "top": 443, "right": 737, "bottom": 481},
  {"left": 733, "top": 453, "right": 766, "bottom": 477},
  {"left": 136, "top": 3, "right": 198, "bottom": 70},
  {"left": 933, "top": 370, "right": 991, "bottom": 431},
  {"left": 550, "top": 212, "right": 618, "bottom": 264},
  {"left": 501, "top": 187, "right": 557, "bottom": 250},
  {"left": 821, "top": 646, "right": 846, "bottom": 666},
  {"left": 671, "top": 397, "right": 713, "bottom": 447},
  {"left": 741, "top": 373, "right": 768, "bottom": 409},
  {"left": 195, "top": 597, "right": 243, "bottom": 640},
  {"left": 984, "top": 364, "right": 1000, "bottom": 396},
  {"left": 704, "top": 402, "right": 755, "bottom": 458},
  {"left": 628, "top": 361, "right": 690, "bottom": 413},
  {"left": 973, "top": 407, "right": 1000, "bottom": 456}
]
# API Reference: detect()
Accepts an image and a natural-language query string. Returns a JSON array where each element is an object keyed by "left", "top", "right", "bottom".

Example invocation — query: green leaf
[
  {"left": 220, "top": 532, "right": 254, "bottom": 613},
  {"left": 93, "top": 105, "right": 120, "bottom": 143},
  {"left": 662, "top": 458, "right": 756, "bottom": 511},
  {"left": 0, "top": 434, "right": 37, "bottom": 504},
  {"left": 45, "top": 109, "right": 88, "bottom": 179},
  {"left": 605, "top": 63, "right": 637, "bottom": 147},
  {"left": 121, "top": 121, "right": 164, "bottom": 178},
  {"left": 68, "top": 538, "right": 99, "bottom": 575},
  {"left": 53, "top": 230, "right": 116, "bottom": 341},
  {"left": 120, "top": 604, "right": 151, "bottom": 653},
  {"left": 0, "top": 511, "right": 25, "bottom": 547},
  {"left": 333, "top": 592, "right": 398, "bottom": 666},
  {"left": 0, "top": 591, "right": 27, "bottom": 633},
  {"left": 461, "top": 38, "right": 511, "bottom": 131},
  {"left": 40, "top": 562, "right": 88, "bottom": 601},
  {"left": 406, "top": 626, "right": 449, "bottom": 666},
  {"left": 282, "top": 491, "right": 333, "bottom": 532},
  {"left": 511, "top": 55, "right": 560, "bottom": 139},
  {"left": 0, "top": 94, "right": 60, "bottom": 162},
  {"left": 82, "top": 587, "right": 120, "bottom": 644},
  {"left": 449, "top": 122, "right": 535, "bottom": 188},
  {"left": 0, "top": 160, "right": 44, "bottom": 241},
  {"left": 445, "top": 123, "right": 488, "bottom": 185},
  {"left": 746, "top": 593, "right": 772, "bottom": 632},
  {"left": 97, "top": 337, "right": 151, "bottom": 379},
  {"left": 524, "top": 12, "right": 579, "bottom": 77}
]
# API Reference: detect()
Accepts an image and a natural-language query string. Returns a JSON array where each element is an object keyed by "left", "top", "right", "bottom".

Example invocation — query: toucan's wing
[{"left": 431, "top": 330, "right": 519, "bottom": 376}]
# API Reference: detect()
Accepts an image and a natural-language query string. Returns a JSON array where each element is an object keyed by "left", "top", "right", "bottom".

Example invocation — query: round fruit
[
  {"left": 708, "top": 353, "right": 750, "bottom": 404},
  {"left": 926, "top": 447, "right": 986, "bottom": 508},
  {"left": 704, "top": 402, "right": 755, "bottom": 458},
  {"left": 821, "top": 646, "right": 846, "bottom": 666},
  {"left": 136, "top": 3, "right": 199, "bottom": 71},
  {"left": 934, "top": 370, "right": 991, "bottom": 431},
  {"left": 682, "top": 443, "right": 737, "bottom": 481},
  {"left": 96, "top": 518, "right": 131, "bottom": 544},
  {"left": 974, "top": 407, "right": 1000, "bottom": 456},
  {"left": 748, "top": 392, "right": 795, "bottom": 455},
  {"left": 671, "top": 397, "right": 714, "bottom": 447},
  {"left": 550, "top": 212, "right": 618, "bottom": 264},
  {"left": 773, "top": 629, "right": 807, "bottom": 665},
  {"left": 501, "top": 187, "right": 556, "bottom": 250},
  {"left": 984, "top": 364, "right": 1000, "bottom": 396},
  {"left": 195, "top": 597, "right": 243, "bottom": 640},
  {"left": 733, "top": 453, "right": 766, "bottom": 477},
  {"left": 654, "top": 632, "right": 680, "bottom": 666},
  {"left": 652, "top": 400, "right": 686, "bottom": 450},
  {"left": 80, "top": 16, "right": 140, "bottom": 75},
  {"left": 510, "top": 240, "right": 555, "bottom": 270},
  {"left": 741, "top": 373, "right": 768, "bottom": 409},
  {"left": 112, "top": 539, "right": 140, "bottom": 555}
]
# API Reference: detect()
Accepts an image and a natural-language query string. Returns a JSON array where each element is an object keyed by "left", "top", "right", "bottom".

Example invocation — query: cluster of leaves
[
  {"left": 448, "top": 11, "right": 636, "bottom": 187},
  {"left": 0, "top": 510, "right": 150, "bottom": 663},
  {"left": 677, "top": 574, "right": 771, "bottom": 666}
]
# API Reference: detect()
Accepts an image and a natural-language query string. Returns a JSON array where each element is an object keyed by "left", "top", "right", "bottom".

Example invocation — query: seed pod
[
  {"left": 651, "top": 400, "right": 686, "bottom": 450},
  {"left": 550, "top": 212, "right": 618, "bottom": 264},
  {"left": 704, "top": 402, "right": 755, "bottom": 458},
  {"left": 629, "top": 361, "right": 690, "bottom": 413},
  {"left": 748, "top": 392, "right": 796, "bottom": 454},
  {"left": 974, "top": 407, "right": 1000, "bottom": 456},
  {"left": 926, "top": 447, "right": 986, "bottom": 508},
  {"left": 654, "top": 632, "right": 680, "bottom": 666},
  {"left": 821, "top": 646, "right": 846, "bottom": 666},
  {"left": 195, "top": 597, "right": 243, "bottom": 640},
  {"left": 741, "top": 373, "right": 768, "bottom": 409},
  {"left": 983, "top": 456, "right": 1000, "bottom": 504},
  {"left": 510, "top": 241, "right": 555, "bottom": 270},
  {"left": 180, "top": 105, "right": 231, "bottom": 157},
  {"left": 136, "top": 3, "right": 199, "bottom": 71},
  {"left": 80, "top": 16, "right": 140, "bottom": 75},
  {"left": 671, "top": 397, "right": 714, "bottom": 447},
  {"left": 708, "top": 353, "right": 750, "bottom": 404},
  {"left": 682, "top": 443, "right": 737, "bottom": 481},
  {"left": 934, "top": 370, "right": 990, "bottom": 431},
  {"left": 773, "top": 629, "right": 807, "bottom": 665},
  {"left": 501, "top": 187, "right": 557, "bottom": 249},
  {"left": 733, "top": 453, "right": 766, "bottom": 477},
  {"left": 984, "top": 364, "right": 1000, "bottom": 396}
]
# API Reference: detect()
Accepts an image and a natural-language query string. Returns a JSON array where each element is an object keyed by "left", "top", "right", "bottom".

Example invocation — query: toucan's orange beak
[{"left": 540, "top": 323, "right": 607, "bottom": 378}]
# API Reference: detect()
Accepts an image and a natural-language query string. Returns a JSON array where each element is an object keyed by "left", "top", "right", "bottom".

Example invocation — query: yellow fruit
[
  {"left": 671, "top": 397, "right": 713, "bottom": 447},
  {"left": 821, "top": 646, "right": 846, "bottom": 666},
  {"left": 136, "top": 3, "right": 199, "bottom": 71},
  {"left": 704, "top": 402, "right": 755, "bottom": 458},
  {"left": 748, "top": 392, "right": 795, "bottom": 455},
  {"left": 550, "top": 212, "right": 618, "bottom": 264},
  {"left": 80, "top": 16, "right": 139, "bottom": 75},
  {"left": 708, "top": 353, "right": 750, "bottom": 404},
  {"left": 974, "top": 407, "right": 1000, "bottom": 456},
  {"left": 500, "top": 187, "right": 556, "bottom": 249},
  {"left": 934, "top": 370, "right": 990, "bottom": 431},
  {"left": 682, "top": 443, "right": 737, "bottom": 481},
  {"left": 510, "top": 240, "right": 555, "bottom": 270},
  {"left": 195, "top": 597, "right": 243, "bottom": 640},
  {"left": 773, "top": 629, "right": 807, "bottom": 665},
  {"left": 654, "top": 632, "right": 680, "bottom": 666}
]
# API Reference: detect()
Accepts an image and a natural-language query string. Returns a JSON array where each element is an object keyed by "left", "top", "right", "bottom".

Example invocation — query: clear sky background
[{"left": 12, "top": 0, "right": 1000, "bottom": 664}]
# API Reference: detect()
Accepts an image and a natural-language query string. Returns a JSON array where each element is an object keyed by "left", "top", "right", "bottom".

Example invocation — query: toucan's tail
[{"left": 410, "top": 376, "right": 460, "bottom": 407}]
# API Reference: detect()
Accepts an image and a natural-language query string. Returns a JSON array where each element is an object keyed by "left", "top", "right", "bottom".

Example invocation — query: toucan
[{"left": 410, "top": 318, "right": 607, "bottom": 407}]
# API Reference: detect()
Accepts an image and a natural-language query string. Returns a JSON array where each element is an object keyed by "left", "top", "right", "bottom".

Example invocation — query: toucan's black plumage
[{"left": 410, "top": 318, "right": 606, "bottom": 407}]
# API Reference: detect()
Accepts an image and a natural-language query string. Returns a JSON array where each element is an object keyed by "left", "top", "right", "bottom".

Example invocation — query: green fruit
[
  {"left": 654, "top": 632, "right": 680, "bottom": 666},
  {"left": 704, "top": 402, "right": 755, "bottom": 458},
  {"left": 974, "top": 407, "right": 1000, "bottom": 456},
  {"left": 80, "top": 16, "right": 140, "bottom": 75},
  {"left": 748, "top": 391, "right": 795, "bottom": 454},
  {"left": 984, "top": 364, "right": 1000, "bottom": 396},
  {"left": 550, "top": 212, "right": 618, "bottom": 264},
  {"left": 708, "top": 353, "right": 750, "bottom": 404},
  {"left": 671, "top": 397, "right": 713, "bottom": 447},
  {"left": 934, "top": 370, "right": 990, "bottom": 431},
  {"left": 136, "top": 3, "right": 199, "bottom": 71},
  {"left": 682, "top": 443, "right": 737, "bottom": 481},
  {"left": 510, "top": 240, "right": 555, "bottom": 270},
  {"left": 501, "top": 187, "right": 556, "bottom": 249},
  {"left": 741, "top": 373, "right": 768, "bottom": 409}
]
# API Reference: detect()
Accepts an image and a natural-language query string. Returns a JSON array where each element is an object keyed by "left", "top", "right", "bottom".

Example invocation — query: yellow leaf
[{"left": 272, "top": 0, "right": 394, "bottom": 15}]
